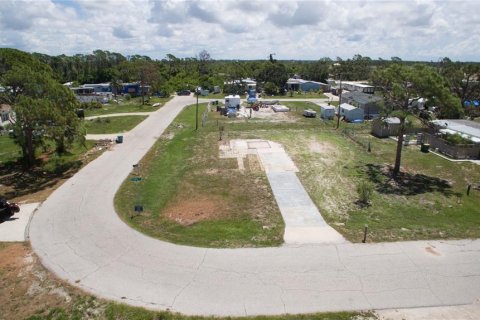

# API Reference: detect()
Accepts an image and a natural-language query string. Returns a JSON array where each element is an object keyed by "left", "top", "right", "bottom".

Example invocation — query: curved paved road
[{"left": 29, "top": 96, "right": 480, "bottom": 316}]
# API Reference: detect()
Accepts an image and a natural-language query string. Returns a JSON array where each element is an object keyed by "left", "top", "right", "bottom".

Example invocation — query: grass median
[
  {"left": 84, "top": 96, "right": 172, "bottom": 117},
  {"left": 115, "top": 103, "right": 284, "bottom": 248},
  {"left": 84, "top": 115, "right": 148, "bottom": 134}
]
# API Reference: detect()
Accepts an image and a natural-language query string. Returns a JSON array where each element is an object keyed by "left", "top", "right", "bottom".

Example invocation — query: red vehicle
[{"left": 0, "top": 199, "right": 20, "bottom": 221}]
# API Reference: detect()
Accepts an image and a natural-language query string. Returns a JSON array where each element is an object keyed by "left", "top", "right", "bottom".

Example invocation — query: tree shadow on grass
[
  {"left": 362, "top": 163, "right": 462, "bottom": 197},
  {"left": 0, "top": 159, "right": 81, "bottom": 200}
]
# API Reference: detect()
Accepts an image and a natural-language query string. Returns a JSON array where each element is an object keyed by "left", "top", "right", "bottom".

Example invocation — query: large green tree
[
  {"left": 372, "top": 63, "right": 461, "bottom": 177},
  {"left": 256, "top": 61, "right": 289, "bottom": 93},
  {"left": 0, "top": 49, "right": 82, "bottom": 168},
  {"left": 439, "top": 58, "right": 480, "bottom": 117}
]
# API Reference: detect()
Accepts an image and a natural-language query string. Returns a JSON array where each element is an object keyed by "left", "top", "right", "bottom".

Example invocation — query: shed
[
  {"left": 371, "top": 117, "right": 401, "bottom": 137},
  {"left": 225, "top": 95, "right": 241, "bottom": 109},
  {"left": 320, "top": 105, "right": 335, "bottom": 119},
  {"left": 339, "top": 103, "right": 364, "bottom": 122}
]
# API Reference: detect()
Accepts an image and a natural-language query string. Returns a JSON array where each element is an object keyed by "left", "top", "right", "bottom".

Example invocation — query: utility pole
[
  {"left": 336, "top": 77, "right": 342, "bottom": 129},
  {"left": 195, "top": 89, "right": 199, "bottom": 130}
]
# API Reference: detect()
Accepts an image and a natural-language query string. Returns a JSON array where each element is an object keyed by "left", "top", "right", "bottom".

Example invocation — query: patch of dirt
[
  {"left": 246, "top": 154, "right": 263, "bottom": 172},
  {"left": 162, "top": 132, "right": 175, "bottom": 140},
  {"left": 308, "top": 140, "right": 338, "bottom": 166},
  {"left": 164, "top": 196, "right": 227, "bottom": 226},
  {"left": 0, "top": 243, "right": 106, "bottom": 319},
  {"left": 308, "top": 140, "right": 335, "bottom": 154},
  {"left": 251, "top": 107, "right": 291, "bottom": 120}
]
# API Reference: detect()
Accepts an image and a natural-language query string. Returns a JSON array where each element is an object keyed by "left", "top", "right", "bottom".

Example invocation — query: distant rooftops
[
  {"left": 431, "top": 119, "right": 480, "bottom": 140},
  {"left": 286, "top": 78, "right": 328, "bottom": 85}
]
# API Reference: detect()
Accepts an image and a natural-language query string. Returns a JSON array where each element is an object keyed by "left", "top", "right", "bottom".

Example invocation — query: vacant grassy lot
[
  {"left": 1, "top": 243, "right": 372, "bottom": 320},
  {"left": 84, "top": 115, "right": 148, "bottom": 134},
  {"left": 115, "top": 103, "right": 284, "bottom": 248},
  {"left": 117, "top": 100, "right": 480, "bottom": 246},
  {"left": 84, "top": 96, "right": 171, "bottom": 117},
  {"left": 205, "top": 109, "right": 480, "bottom": 243},
  {"left": 260, "top": 128, "right": 480, "bottom": 242}
]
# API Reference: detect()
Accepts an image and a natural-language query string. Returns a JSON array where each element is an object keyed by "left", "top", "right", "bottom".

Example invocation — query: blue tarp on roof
[{"left": 474, "top": 100, "right": 479, "bottom": 107}]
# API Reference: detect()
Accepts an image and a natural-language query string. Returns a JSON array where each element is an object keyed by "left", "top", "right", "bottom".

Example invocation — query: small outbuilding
[
  {"left": 371, "top": 117, "right": 401, "bottom": 137},
  {"left": 339, "top": 103, "right": 364, "bottom": 122},
  {"left": 320, "top": 105, "right": 335, "bottom": 119}
]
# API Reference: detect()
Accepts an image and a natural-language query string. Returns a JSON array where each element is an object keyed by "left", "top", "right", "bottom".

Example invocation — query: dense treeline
[{"left": 29, "top": 49, "right": 480, "bottom": 100}]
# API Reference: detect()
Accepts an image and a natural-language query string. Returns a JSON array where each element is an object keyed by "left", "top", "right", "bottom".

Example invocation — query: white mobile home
[
  {"left": 225, "top": 95, "right": 241, "bottom": 109},
  {"left": 320, "top": 105, "right": 335, "bottom": 119},
  {"left": 339, "top": 103, "right": 364, "bottom": 122},
  {"left": 341, "top": 81, "right": 375, "bottom": 94}
]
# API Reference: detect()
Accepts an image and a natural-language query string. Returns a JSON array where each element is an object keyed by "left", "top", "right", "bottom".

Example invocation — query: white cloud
[{"left": 0, "top": 0, "right": 479, "bottom": 61}]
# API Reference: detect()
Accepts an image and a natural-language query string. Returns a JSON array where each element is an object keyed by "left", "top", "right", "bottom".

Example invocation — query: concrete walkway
[
  {"left": 220, "top": 139, "right": 345, "bottom": 244},
  {"left": 28, "top": 96, "right": 480, "bottom": 316}
]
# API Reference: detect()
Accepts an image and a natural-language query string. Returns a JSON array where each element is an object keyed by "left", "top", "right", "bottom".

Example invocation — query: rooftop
[
  {"left": 286, "top": 78, "right": 328, "bottom": 85},
  {"left": 340, "top": 103, "right": 358, "bottom": 111},
  {"left": 431, "top": 119, "right": 480, "bottom": 139},
  {"left": 342, "top": 91, "right": 382, "bottom": 104}
]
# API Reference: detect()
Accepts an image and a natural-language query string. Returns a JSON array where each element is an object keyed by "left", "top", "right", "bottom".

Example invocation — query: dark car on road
[{"left": 176, "top": 90, "right": 191, "bottom": 96}]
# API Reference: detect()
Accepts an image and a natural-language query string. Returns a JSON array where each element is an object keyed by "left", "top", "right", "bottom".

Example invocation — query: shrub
[
  {"left": 81, "top": 101, "right": 102, "bottom": 109},
  {"left": 263, "top": 82, "right": 278, "bottom": 95},
  {"left": 441, "top": 133, "right": 473, "bottom": 145},
  {"left": 357, "top": 181, "right": 373, "bottom": 205},
  {"left": 124, "top": 93, "right": 131, "bottom": 101}
]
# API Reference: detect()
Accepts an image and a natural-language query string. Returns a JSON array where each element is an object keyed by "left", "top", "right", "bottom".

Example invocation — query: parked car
[
  {"left": 0, "top": 198, "right": 20, "bottom": 221},
  {"left": 176, "top": 90, "right": 191, "bottom": 96}
]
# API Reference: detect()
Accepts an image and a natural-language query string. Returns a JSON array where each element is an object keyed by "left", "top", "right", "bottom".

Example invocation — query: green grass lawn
[
  {"left": 115, "top": 103, "right": 284, "bottom": 248},
  {"left": 84, "top": 115, "right": 148, "bottom": 134},
  {"left": 84, "top": 96, "right": 172, "bottom": 117},
  {"left": 202, "top": 92, "right": 232, "bottom": 99},
  {"left": 0, "top": 135, "right": 21, "bottom": 165},
  {"left": 104, "top": 303, "right": 373, "bottom": 320}
]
